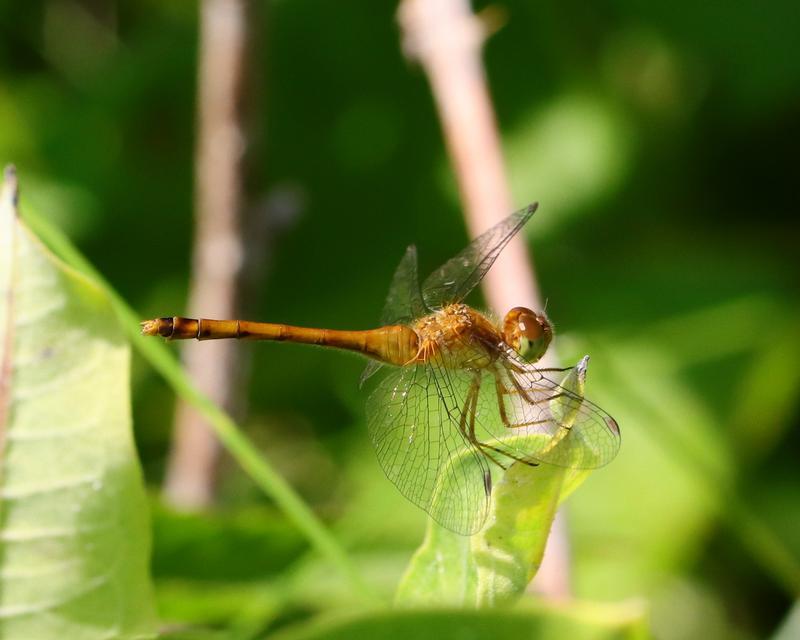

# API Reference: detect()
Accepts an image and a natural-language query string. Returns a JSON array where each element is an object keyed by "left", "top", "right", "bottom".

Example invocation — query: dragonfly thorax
[{"left": 412, "top": 304, "right": 502, "bottom": 370}]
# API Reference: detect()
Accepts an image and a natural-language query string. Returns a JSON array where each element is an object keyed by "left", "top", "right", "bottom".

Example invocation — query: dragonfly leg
[
  {"left": 495, "top": 374, "right": 575, "bottom": 440},
  {"left": 506, "top": 371, "right": 577, "bottom": 457},
  {"left": 505, "top": 360, "right": 573, "bottom": 376},
  {"left": 495, "top": 372, "right": 558, "bottom": 421},
  {"left": 505, "top": 359, "right": 573, "bottom": 382},
  {"left": 458, "top": 375, "right": 509, "bottom": 470},
  {"left": 456, "top": 373, "right": 535, "bottom": 468},
  {"left": 494, "top": 373, "right": 514, "bottom": 428},
  {"left": 480, "top": 442, "right": 537, "bottom": 467},
  {"left": 456, "top": 373, "right": 540, "bottom": 469},
  {"left": 508, "top": 373, "right": 568, "bottom": 408},
  {"left": 504, "top": 418, "right": 552, "bottom": 429}
]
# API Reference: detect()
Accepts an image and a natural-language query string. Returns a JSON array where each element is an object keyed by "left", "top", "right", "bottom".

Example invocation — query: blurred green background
[{"left": 1, "top": 0, "right": 798, "bottom": 638}]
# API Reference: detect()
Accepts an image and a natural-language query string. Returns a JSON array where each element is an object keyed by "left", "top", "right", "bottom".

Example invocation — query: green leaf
[
  {"left": 0, "top": 168, "right": 158, "bottom": 638},
  {"left": 396, "top": 360, "right": 593, "bottom": 607},
  {"left": 268, "top": 602, "right": 649, "bottom": 640},
  {"left": 21, "top": 197, "right": 373, "bottom": 604},
  {"left": 395, "top": 518, "right": 477, "bottom": 607}
]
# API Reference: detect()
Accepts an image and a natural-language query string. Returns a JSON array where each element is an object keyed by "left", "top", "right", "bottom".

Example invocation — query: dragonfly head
[{"left": 502, "top": 307, "right": 552, "bottom": 363}]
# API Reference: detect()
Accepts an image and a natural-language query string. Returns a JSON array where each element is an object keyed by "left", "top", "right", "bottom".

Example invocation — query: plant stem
[
  {"left": 397, "top": 0, "right": 569, "bottom": 598},
  {"left": 164, "top": 0, "right": 252, "bottom": 509}
]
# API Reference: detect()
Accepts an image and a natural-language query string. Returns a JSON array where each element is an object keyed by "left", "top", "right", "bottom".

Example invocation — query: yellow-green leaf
[
  {"left": 396, "top": 359, "right": 593, "bottom": 607},
  {"left": 0, "top": 167, "right": 157, "bottom": 638}
]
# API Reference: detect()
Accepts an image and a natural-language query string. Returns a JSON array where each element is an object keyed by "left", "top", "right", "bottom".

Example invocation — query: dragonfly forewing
[{"left": 422, "top": 203, "right": 537, "bottom": 310}]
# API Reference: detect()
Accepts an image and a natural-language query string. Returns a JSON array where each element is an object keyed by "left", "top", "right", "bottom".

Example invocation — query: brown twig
[
  {"left": 398, "top": 0, "right": 570, "bottom": 598},
  {"left": 163, "top": 0, "right": 250, "bottom": 508}
]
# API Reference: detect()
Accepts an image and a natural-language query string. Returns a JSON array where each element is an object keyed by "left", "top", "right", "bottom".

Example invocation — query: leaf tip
[{"left": 576, "top": 354, "right": 590, "bottom": 380}]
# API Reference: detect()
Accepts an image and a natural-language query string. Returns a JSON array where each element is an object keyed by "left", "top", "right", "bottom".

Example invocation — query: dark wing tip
[{"left": 515, "top": 202, "right": 538, "bottom": 230}]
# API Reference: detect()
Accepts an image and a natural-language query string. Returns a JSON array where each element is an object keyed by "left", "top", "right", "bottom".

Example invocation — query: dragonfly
[{"left": 142, "top": 204, "right": 620, "bottom": 535}]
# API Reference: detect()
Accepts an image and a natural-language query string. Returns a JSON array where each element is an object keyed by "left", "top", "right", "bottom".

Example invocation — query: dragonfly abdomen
[{"left": 141, "top": 317, "right": 419, "bottom": 366}]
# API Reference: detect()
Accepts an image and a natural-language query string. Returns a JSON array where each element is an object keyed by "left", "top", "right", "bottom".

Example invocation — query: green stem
[{"left": 22, "top": 206, "right": 373, "bottom": 601}]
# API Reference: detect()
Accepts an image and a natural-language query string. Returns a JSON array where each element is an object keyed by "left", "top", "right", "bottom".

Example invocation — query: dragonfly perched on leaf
[{"left": 143, "top": 204, "right": 620, "bottom": 535}]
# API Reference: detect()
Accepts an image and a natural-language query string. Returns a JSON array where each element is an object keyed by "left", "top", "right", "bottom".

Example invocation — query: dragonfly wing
[
  {"left": 380, "top": 244, "right": 427, "bottom": 325},
  {"left": 421, "top": 203, "right": 537, "bottom": 310},
  {"left": 429, "top": 336, "right": 620, "bottom": 470},
  {"left": 360, "top": 245, "right": 427, "bottom": 387},
  {"left": 366, "top": 363, "right": 492, "bottom": 535},
  {"left": 359, "top": 360, "right": 383, "bottom": 388},
  {"left": 475, "top": 350, "right": 620, "bottom": 469}
]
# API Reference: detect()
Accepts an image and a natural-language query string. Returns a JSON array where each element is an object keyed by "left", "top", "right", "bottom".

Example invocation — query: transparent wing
[
  {"left": 360, "top": 245, "right": 427, "bottom": 386},
  {"left": 380, "top": 244, "right": 427, "bottom": 325},
  {"left": 484, "top": 352, "right": 619, "bottom": 468},
  {"left": 421, "top": 203, "right": 538, "bottom": 310},
  {"left": 366, "top": 363, "right": 492, "bottom": 535},
  {"left": 435, "top": 338, "right": 620, "bottom": 470}
]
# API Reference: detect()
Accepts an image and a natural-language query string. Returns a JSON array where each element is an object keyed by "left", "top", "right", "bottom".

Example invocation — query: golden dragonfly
[{"left": 142, "top": 204, "right": 620, "bottom": 534}]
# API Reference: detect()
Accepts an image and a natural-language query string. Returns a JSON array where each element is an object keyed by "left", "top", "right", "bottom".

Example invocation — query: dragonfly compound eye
[{"left": 502, "top": 307, "right": 552, "bottom": 363}]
